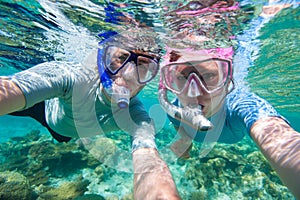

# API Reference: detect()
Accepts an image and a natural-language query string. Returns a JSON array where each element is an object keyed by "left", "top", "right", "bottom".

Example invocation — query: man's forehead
[{"left": 110, "top": 47, "right": 159, "bottom": 59}]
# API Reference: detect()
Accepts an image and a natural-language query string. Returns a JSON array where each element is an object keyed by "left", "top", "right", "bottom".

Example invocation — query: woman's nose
[{"left": 187, "top": 78, "right": 202, "bottom": 98}]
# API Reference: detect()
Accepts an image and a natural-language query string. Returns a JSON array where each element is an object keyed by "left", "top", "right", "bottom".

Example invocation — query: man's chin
[{"left": 131, "top": 86, "right": 145, "bottom": 98}]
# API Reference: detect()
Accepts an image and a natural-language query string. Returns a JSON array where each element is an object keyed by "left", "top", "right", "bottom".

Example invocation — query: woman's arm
[
  {"left": 250, "top": 117, "right": 300, "bottom": 199},
  {"left": 170, "top": 127, "right": 193, "bottom": 159},
  {"left": 0, "top": 77, "right": 25, "bottom": 115},
  {"left": 132, "top": 148, "right": 181, "bottom": 200}
]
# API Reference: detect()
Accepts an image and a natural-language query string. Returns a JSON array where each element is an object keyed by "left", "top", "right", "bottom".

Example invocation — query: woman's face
[
  {"left": 163, "top": 50, "right": 231, "bottom": 117},
  {"left": 177, "top": 82, "right": 228, "bottom": 117}
]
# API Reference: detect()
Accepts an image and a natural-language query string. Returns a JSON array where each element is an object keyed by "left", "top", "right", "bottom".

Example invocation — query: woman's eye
[
  {"left": 203, "top": 73, "right": 215, "bottom": 79},
  {"left": 177, "top": 75, "right": 186, "bottom": 81},
  {"left": 203, "top": 73, "right": 219, "bottom": 84}
]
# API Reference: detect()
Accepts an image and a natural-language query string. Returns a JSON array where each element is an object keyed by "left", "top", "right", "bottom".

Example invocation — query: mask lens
[
  {"left": 162, "top": 58, "right": 230, "bottom": 93},
  {"left": 194, "top": 59, "right": 228, "bottom": 90},
  {"left": 105, "top": 46, "right": 130, "bottom": 74},
  {"left": 162, "top": 65, "right": 186, "bottom": 92},
  {"left": 137, "top": 56, "right": 158, "bottom": 83}
]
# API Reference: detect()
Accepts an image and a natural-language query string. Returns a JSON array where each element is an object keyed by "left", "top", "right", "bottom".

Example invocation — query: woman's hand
[{"left": 250, "top": 117, "right": 300, "bottom": 199}]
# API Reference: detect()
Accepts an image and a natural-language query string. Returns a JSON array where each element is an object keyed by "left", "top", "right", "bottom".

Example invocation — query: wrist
[{"left": 132, "top": 147, "right": 157, "bottom": 155}]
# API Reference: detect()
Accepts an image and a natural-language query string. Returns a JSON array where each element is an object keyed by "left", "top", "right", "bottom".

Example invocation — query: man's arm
[
  {"left": 250, "top": 117, "right": 300, "bottom": 199},
  {"left": 133, "top": 148, "right": 181, "bottom": 200},
  {"left": 0, "top": 77, "right": 25, "bottom": 115}
]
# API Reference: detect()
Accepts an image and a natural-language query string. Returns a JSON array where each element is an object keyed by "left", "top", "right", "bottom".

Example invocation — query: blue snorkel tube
[
  {"left": 97, "top": 30, "right": 118, "bottom": 90},
  {"left": 97, "top": 30, "right": 131, "bottom": 109}
]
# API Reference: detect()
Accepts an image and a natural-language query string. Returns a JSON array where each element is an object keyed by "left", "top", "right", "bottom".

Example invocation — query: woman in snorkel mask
[
  {"left": 158, "top": 0, "right": 300, "bottom": 198},
  {"left": 159, "top": 46, "right": 235, "bottom": 157}
]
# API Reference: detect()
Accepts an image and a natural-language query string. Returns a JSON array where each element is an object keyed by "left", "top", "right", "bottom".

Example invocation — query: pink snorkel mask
[{"left": 158, "top": 46, "right": 234, "bottom": 131}]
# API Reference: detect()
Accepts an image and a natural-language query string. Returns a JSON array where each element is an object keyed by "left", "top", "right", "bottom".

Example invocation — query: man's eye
[
  {"left": 139, "top": 60, "right": 150, "bottom": 65},
  {"left": 118, "top": 55, "right": 128, "bottom": 63}
]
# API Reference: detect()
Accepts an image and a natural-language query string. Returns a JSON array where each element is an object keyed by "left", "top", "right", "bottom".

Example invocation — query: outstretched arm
[
  {"left": 260, "top": 4, "right": 291, "bottom": 18},
  {"left": 250, "top": 117, "right": 300, "bottom": 199},
  {"left": 133, "top": 148, "right": 181, "bottom": 200},
  {"left": 0, "top": 77, "right": 25, "bottom": 115}
]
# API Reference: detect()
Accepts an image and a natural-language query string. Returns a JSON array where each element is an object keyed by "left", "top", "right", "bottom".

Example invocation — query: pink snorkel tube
[
  {"left": 159, "top": 76, "right": 214, "bottom": 131},
  {"left": 158, "top": 46, "right": 234, "bottom": 131}
]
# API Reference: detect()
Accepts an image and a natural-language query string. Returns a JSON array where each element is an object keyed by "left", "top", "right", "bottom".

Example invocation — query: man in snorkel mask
[
  {"left": 97, "top": 30, "right": 182, "bottom": 199},
  {"left": 97, "top": 30, "right": 160, "bottom": 109},
  {"left": 0, "top": 25, "right": 181, "bottom": 199}
]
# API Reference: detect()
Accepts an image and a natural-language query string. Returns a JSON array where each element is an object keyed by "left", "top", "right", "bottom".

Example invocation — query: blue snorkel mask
[
  {"left": 97, "top": 31, "right": 131, "bottom": 108},
  {"left": 97, "top": 2, "right": 162, "bottom": 109}
]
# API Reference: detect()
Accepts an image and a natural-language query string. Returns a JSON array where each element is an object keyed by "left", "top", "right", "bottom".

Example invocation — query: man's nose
[{"left": 121, "top": 62, "right": 136, "bottom": 80}]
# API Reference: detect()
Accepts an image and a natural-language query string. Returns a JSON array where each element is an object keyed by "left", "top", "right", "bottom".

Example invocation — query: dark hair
[{"left": 169, "top": 51, "right": 182, "bottom": 62}]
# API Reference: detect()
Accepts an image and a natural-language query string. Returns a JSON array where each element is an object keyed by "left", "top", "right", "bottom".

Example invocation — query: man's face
[{"left": 104, "top": 46, "right": 159, "bottom": 97}]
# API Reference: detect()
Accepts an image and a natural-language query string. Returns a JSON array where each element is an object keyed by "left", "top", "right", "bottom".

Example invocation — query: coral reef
[
  {"left": 37, "top": 176, "right": 89, "bottom": 200},
  {"left": 173, "top": 138, "right": 295, "bottom": 199},
  {"left": 0, "top": 171, "right": 33, "bottom": 200},
  {"left": 0, "top": 128, "right": 295, "bottom": 200}
]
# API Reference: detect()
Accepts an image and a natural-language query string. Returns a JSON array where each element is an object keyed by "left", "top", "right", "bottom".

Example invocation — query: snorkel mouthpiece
[
  {"left": 184, "top": 104, "right": 212, "bottom": 131},
  {"left": 158, "top": 87, "right": 213, "bottom": 131},
  {"left": 112, "top": 85, "right": 130, "bottom": 109}
]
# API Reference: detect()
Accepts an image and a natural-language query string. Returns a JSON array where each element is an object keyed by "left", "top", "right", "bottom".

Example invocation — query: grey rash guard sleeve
[
  {"left": 8, "top": 60, "right": 157, "bottom": 151},
  {"left": 9, "top": 61, "right": 76, "bottom": 109}
]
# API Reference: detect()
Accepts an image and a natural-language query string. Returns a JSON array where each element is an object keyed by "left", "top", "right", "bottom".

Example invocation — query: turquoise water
[{"left": 0, "top": 0, "right": 299, "bottom": 199}]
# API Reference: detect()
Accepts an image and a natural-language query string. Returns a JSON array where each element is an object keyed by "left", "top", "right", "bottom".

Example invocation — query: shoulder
[
  {"left": 225, "top": 87, "right": 283, "bottom": 132},
  {"left": 226, "top": 88, "right": 269, "bottom": 111},
  {"left": 14, "top": 61, "right": 82, "bottom": 78},
  {"left": 129, "top": 96, "right": 152, "bottom": 123}
]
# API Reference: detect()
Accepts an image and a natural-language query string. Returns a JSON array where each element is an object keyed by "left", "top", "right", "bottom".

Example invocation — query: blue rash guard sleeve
[
  {"left": 226, "top": 88, "right": 287, "bottom": 134},
  {"left": 168, "top": 88, "right": 287, "bottom": 144}
]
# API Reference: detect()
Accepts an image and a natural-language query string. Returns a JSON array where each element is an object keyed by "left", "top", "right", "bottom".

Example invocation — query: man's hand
[
  {"left": 133, "top": 148, "right": 181, "bottom": 200},
  {"left": 0, "top": 77, "right": 25, "bottom": 115}
]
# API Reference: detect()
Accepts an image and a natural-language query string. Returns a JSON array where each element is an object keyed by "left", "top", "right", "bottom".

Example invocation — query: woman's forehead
[
  {"left": 167, "top": 50, "right": 214, "bottom": 62},
  {"left": 163, "top": 46, "right": 233, "bottom": 64}
]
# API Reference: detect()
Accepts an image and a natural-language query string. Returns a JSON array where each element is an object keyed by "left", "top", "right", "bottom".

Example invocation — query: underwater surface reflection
[{"left": 0, "top": 0, "right": 299, "bottom": 199}]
